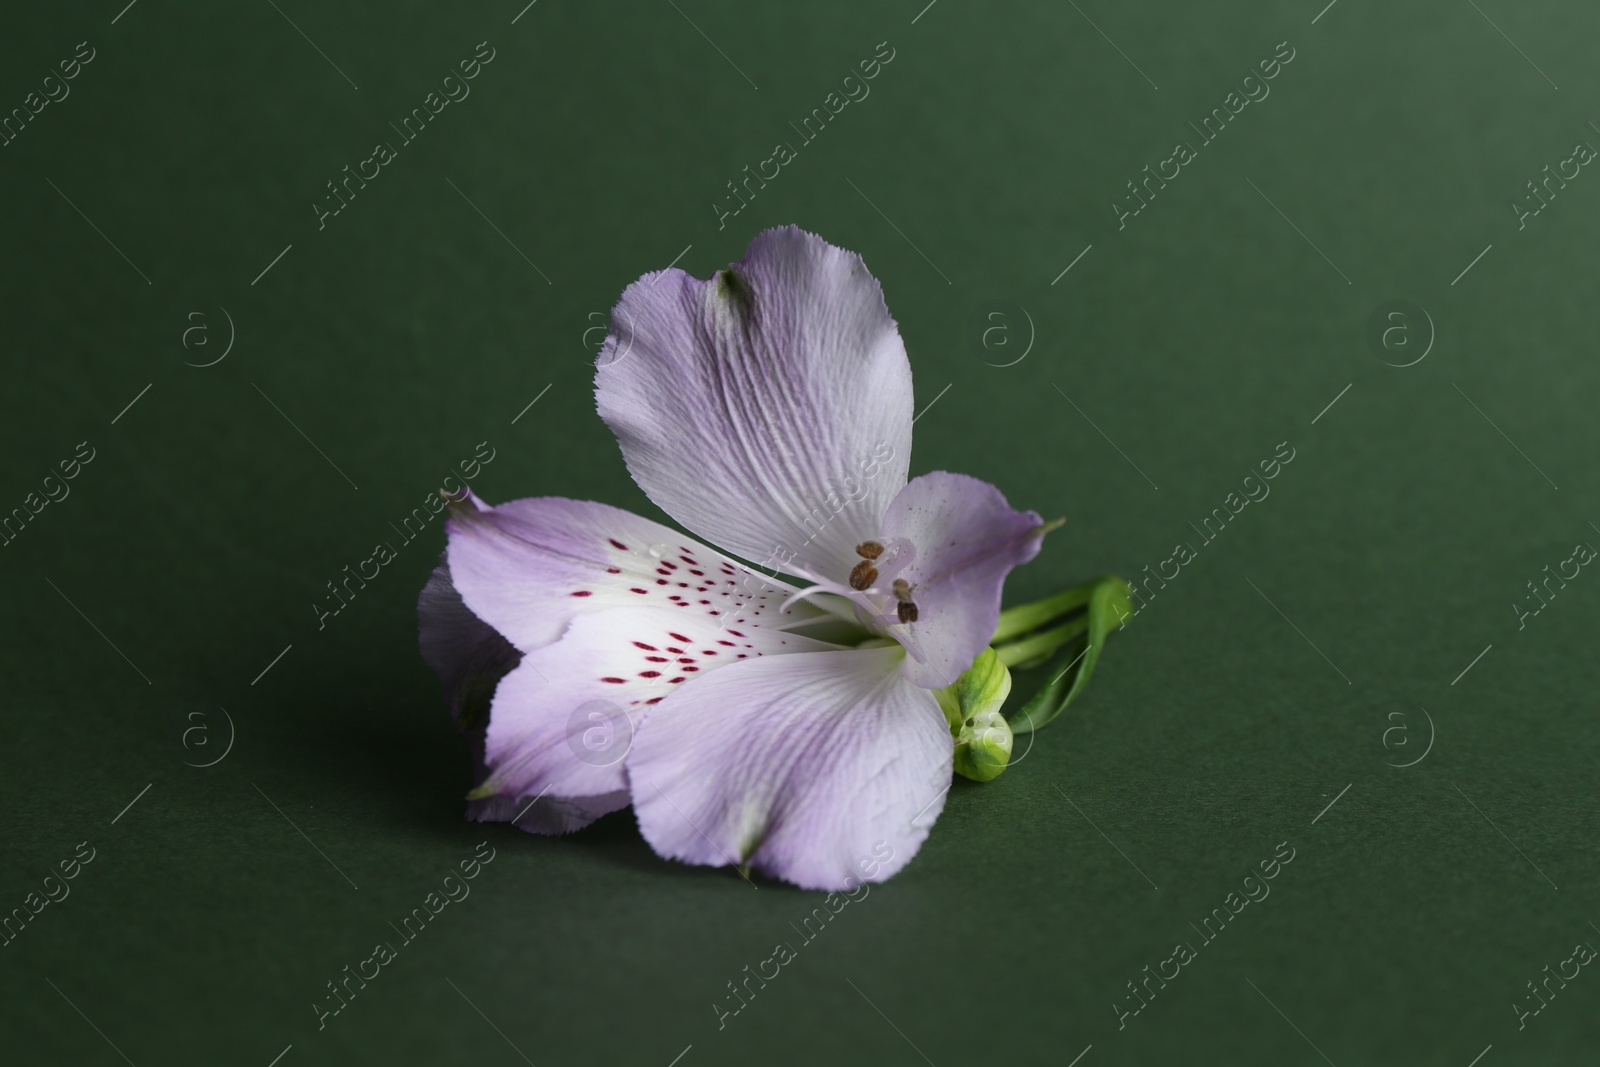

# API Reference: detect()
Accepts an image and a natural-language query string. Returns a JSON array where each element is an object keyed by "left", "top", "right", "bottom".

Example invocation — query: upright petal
[
  {"left": 596, "top": 226, "right": 912, "bottom": 582},
  {"left": 474, "top": 606, "right": 834, "bottom": 834},
  {"left": 445, "top": 495, "right": 821, "bottom": 654},
  {"left": 877, "top": 472, "right": 1047, "bottom": 689},
  {"left": 627, "top": 646, "right": 953, "bottom": 890}
]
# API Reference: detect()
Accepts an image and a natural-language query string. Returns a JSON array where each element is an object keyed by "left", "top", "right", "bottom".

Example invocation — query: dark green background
[{"left": 3, "top": 1, "right": 1596, "bottom": 1063}]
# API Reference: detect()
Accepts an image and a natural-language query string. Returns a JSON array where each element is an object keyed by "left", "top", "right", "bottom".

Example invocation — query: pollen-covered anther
[
  {"left": 855, "top": 540, "right": 884, "bottom": 560},
  {"left": 849, "top": 561, "right": 877, "bottom": 591},
  {"left": 891, "top": 577, "right": 919, "bottom": 623}
]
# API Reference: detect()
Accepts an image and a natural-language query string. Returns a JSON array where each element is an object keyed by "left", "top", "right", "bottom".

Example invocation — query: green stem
[
  {"left": 991, "top": 574, "right": 1116, "bottom": 643},
  {"left": 993, "top": 615, "right": 1089, "bottom": 667}
]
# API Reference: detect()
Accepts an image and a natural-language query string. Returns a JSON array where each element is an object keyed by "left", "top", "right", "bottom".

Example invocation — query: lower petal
[
  {"left": 627, "top": 646, "right": 953, "bottom": 890},
  {"left": 476, "top": 606, "right": 833, "bottom": 834},
  {"left": 467, "top": 789, "right": 630, "bottom": 836},
  {"left": 417, "top": 560, "right": 522, "bottom": 732}
]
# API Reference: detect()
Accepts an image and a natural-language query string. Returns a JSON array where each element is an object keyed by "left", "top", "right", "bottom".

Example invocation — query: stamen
[
  {"left": 855, "top": 540, "right": 884, "bottom": 560},
  {"left": 849, "top": 561, "right": 877, "bottom": 590},
  {"left": 777, "top": 579, "right": 854, "bottom": 615}
]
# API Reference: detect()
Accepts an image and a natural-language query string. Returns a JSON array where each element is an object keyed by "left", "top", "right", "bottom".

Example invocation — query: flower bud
[{"left": 935, "top": 648, "right": 1014, "bottom": 782}]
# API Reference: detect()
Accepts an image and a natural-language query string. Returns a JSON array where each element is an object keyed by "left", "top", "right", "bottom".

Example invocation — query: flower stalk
[
  {"left": 992, "top": 615, "right": 1090, "bottom": 668},
  {"left": 987, "top": 574, "right": 1132, "bottom": 736}
]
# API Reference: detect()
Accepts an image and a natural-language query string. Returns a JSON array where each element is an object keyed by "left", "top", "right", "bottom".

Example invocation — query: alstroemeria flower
[{"left": 419, "top": 226, "right": 1049, "bottom": 889}]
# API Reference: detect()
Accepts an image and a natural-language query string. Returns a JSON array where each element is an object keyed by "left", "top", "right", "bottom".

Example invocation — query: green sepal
[
  {"left": 935, "top": 647, "right": 1014, "bottom": 782},
  {"left": 1007, "top": 575, "right": 1131, "bottom": 734},
  {"left": 953, "top": 708, "right": 1013, "bottom": 782}
]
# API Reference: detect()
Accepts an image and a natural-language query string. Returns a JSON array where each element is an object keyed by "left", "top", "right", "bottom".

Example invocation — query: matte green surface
[{"left": 3, "top": 2, "right": 1597, "bottom": 1064}]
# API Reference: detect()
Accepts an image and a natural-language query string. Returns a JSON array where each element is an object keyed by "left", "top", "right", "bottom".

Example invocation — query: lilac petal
[
  {"left": 878, "top": 472, "right": 1047, "bottom": 689},
  {"left": 467, "top": 789, "right": 630, "bottom": 836},
  {"left": 474, "top": 606, "right": 833, "bottom": 832},
  {"left": 627, "top": 646, "right": 952, "bottom": 890},
  {"left": 419, "top": 561, "right": 524, "bottom": 826},
  {"left": 417, "top": 560, "right": 521, "bottom": 730},
  {"left": 596, "top": 226, "right": 912, "bottom": 582},
  {"left": 445, "top": 495, "right": 820, "bottom": 654}
]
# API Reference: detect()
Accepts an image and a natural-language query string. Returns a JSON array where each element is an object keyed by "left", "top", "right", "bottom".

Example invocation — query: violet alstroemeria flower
[{"left": 419, "top": 226, "right": 1050, "bottom": 890}]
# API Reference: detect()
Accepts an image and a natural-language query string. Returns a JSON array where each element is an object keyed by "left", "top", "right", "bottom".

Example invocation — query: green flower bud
[
  {"left": 953, "top": 705, "right": 1013, "bottom": 782},
  {"left": 935, "top": 647, "right": 1014, "bottom": 782}
]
